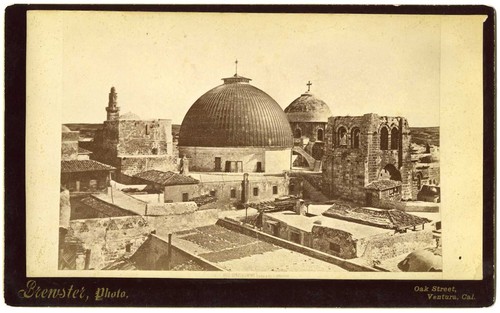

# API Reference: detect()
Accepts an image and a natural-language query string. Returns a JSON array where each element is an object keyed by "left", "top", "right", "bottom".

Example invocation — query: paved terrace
[{"left": 168, "top": 225, "right": 347, "bottom": 272}]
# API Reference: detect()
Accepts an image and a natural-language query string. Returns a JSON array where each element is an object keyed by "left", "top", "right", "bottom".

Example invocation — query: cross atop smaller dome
[{"left": 284, "top": 83, "right": 332, "bottom": 123}]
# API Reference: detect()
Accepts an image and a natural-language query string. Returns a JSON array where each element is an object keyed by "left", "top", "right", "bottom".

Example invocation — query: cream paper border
[{"left": 25, "top": 11, "right": 485, "bottom": 280}]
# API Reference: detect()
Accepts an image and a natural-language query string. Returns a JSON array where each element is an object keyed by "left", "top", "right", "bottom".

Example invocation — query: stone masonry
[{"left": 323, "top": 114, "right": 413, "bottom": 202}]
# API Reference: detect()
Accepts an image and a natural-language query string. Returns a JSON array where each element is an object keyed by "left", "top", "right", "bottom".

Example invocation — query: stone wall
[
  {"left": 146, "top": 201, "right": 198, "bottom": 216},
  {"left": 358, "top": 229, "right": 435, "bottom": 262},
  {"left": 68, "top": 216, "right": 153, "bottom": 270},
  {"left": 119, "top": 155, "right": 178, "bottom": 176},
  {"left": 150, "top": 209, "right": 219, "bottom": 236},
  {"left": 178, "top": 146, "right": 291, "bottom": 174},
  {"left": 117, "top": 119, "right": 173, "bottom": 156},
  {"left": 311, "top": 225, "right": 358, "bottom": 259}
]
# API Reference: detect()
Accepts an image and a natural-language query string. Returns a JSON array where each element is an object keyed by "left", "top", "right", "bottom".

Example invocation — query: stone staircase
[
  {"left": 292, "top": 146, "right": 321, "bottom": 171},
  {"left": 301, "top": 176, "right": 329, "bottom": 203}
]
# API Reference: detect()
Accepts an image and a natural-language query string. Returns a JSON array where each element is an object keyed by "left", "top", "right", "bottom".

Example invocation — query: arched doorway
[{"left": 380, "top": 163, "right": 402, "bottom": 181}]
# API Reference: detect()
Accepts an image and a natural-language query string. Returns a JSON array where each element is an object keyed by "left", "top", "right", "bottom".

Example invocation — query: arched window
[
  {"left": 294, "top": 128, "right": 302, "bottom": 139},
  {"left": 337, "top": 127, "right": 347, "bottom": 146},
  {"left": 317, "top": 128, "right": 324, "bottom": 141},
  {"left": 380, "top": 127, "right": 389, "bottom": 150},
  {"left": 391, "top": 127, "right": 399, "bottom": 149},
  {"left": 351, "top": 128, "right": 360, "bottom": 148}
]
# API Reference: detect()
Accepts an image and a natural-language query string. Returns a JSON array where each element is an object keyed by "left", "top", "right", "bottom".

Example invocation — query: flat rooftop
[
  {"left": 169, "top": 225, "right": 347, "bottom": 272},
  {"left": 266, "top": 211, "right": 393, "bottom": 240}
]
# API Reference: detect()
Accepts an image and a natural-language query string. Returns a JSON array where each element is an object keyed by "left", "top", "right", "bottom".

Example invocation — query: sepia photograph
[
  {"left": 4, "top": 4, "right": 494, "bottom": 307},
  {"left": 55, "top": 11, "right": 444, "bottom": 274}
]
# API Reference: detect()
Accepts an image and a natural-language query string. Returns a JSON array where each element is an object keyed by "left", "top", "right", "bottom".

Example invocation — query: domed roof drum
[
  {"left": 179, "top": 75, "right": 293, "bottom": 148},
  {"left": 284, "top": 92, "right": 332, "bottom": 123},
  {"left": 120, "top": 112, "right": 142, "bottom": 120}
]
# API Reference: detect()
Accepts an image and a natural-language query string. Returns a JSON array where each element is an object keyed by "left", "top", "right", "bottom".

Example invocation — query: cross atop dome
[
  {"left": 306, "top": 81, "right": 312, "bottom": 92},
  {"left": 223, "top": 60, "right": 252, "bottom": 84}
]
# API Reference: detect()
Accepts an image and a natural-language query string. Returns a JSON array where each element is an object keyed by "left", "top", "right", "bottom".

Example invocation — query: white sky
[{"left": 60, "top": 12, "right": 442, "bottom": 126}]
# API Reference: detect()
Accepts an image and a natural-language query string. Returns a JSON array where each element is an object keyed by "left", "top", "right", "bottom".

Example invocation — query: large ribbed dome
[
  {"left": 285, "top": 92, "right": 332, "bottom": 123},
  {"left": 179, "top": 75, "right": 293, "bottom": 148}
]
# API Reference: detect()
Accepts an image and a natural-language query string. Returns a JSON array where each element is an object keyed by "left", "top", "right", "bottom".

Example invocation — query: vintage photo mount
[{"left": 4, "top": 4, "right": 495, "bottom": 307}]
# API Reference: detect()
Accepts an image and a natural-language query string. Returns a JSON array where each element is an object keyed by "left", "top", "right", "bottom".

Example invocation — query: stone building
[
  {"left": 93, "top": 87, "right": 177, "bottom": 181},
  {"left": 364, "top": 179, "right": 403, "bottom": 208},
  {"left": 178, "top": 73, "right": 293, "bottom": 174},
  {"left": 133, "top": 170, "right": 289, "bottom": 209},
  {"left": 284, "top": 82, "right": 332, "bottom": 167},
  {"left": 262, "top": 205, "right": 432, "bottom": 260},
  {"left": 322, "top": 114, "right": 413, "bottom": 203},
  {"left": 61, "top": 125, "right": 116, "bottom": 193}
]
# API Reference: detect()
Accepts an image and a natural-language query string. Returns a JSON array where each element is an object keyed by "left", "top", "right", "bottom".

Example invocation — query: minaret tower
[{"left": 106, "top": 87, "right": 120, "bottom": 121}]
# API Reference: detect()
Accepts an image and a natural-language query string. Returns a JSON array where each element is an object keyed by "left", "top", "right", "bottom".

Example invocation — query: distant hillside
[
  {"left": 64, "top": 123, "right": 183, "bottom": 139},
  {"left": 410, "top": 127, "right": 439, "bottom": 146},
  {"left": 65, "top": 123, "right": 439, "bottom": 147},
  {"left": 65, "top": 123, "right": 102, "bottom": 139}
]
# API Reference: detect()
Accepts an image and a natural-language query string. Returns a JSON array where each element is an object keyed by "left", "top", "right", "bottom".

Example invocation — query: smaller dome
[
  {"left": 62, "top": 125, "right": 71, "bottom": 132},
  {"left": 284, "top": 92, "right": 332, "bottom": 123},
  {"left": 120, "top": 112, "right": 141, "bottom": 120}
]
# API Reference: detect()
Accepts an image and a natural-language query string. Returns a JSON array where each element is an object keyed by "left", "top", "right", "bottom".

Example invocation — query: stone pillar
[
  {"left": 180, "top": 155, "right": 189, "bottom": 175},
  {"left": 241, "top": 173, "right": 250, "bottom": 204}
]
